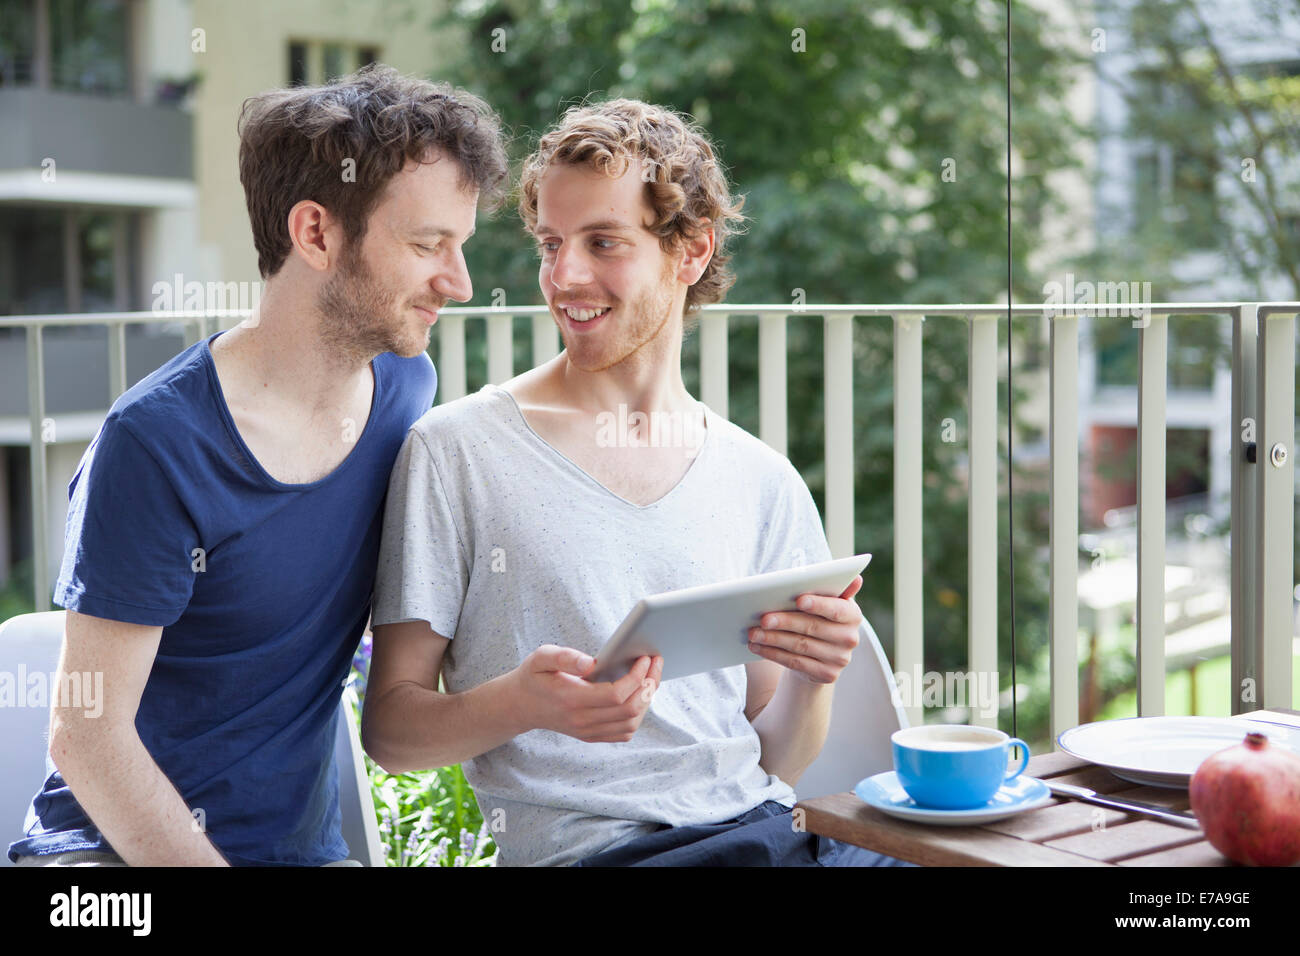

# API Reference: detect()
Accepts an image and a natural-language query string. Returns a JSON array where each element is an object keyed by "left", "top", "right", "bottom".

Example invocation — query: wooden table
[{"left": 794, "top": 708, "right": 1300, "bottom": 866}]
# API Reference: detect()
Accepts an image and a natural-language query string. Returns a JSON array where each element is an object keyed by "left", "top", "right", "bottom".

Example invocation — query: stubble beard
[
  {"left": 564, "top": 259, "right": 680, "bottom": 374},
  {"left": 316, "top": 241, "right": 427, "bottom": 365}
]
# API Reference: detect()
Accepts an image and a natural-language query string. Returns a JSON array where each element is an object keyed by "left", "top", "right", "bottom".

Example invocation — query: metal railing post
[
  {"left": 1136, "top": 314, "right": 1167, "bottom": 716},
  {"left": 758, "top": 312, "right": 788, "bottom": 456},
  {"left": 437, "top": 315, "right": 466, "bottom": 403},
  {"left": 531, "top": 314, "right": 559, "bottom": 368},
  {"left": 699, "top": 312, "right": 728, "bottom": 420},
  {"left": 487, "top": 313, "right": 513, "bottom": 385},
  {"left": 1254, "top": 306, "right": 1296, "bottom": 709},
  {"left": 824, "top": 314, "right": 854, "bottom": 559},
  {"left": 968, "top": 314, "right": 999, "bottom": 727},
  {"left": 108, "top": 320, "right": 128, "bottom": 402},
  {"left": 26, "top": 324, "right": 50, "bottom": 611},
  {"left": 1229, "top": 304, "right": 1257, "bottom": 714},
  {"left": 893, "top": 314, "right": 923, "bottom": 727}
]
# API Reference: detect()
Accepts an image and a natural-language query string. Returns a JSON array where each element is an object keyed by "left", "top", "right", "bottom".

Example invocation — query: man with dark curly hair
[
  {"left": 8, "top": 65, "right": 507, "bottom": 867},
  {"left": 365, "top": 100, "right": 908, "bottom": 867}
]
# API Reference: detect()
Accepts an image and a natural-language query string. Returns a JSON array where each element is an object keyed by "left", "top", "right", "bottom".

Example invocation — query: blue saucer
[{"left": 854, "top": 772, "right": 1052, "bottom": 825}]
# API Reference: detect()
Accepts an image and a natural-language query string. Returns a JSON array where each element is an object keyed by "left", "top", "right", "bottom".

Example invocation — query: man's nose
[
  {"left": 434, "top": 247, "right": 473, "bottom": 303},
  {"left": 547, "top": 244, "right": 593, "bottom": 290}
]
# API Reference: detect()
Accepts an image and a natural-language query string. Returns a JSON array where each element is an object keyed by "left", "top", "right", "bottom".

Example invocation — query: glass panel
[
  {"left": 48, "top": 0, "right": 129, "bottom": 95},
  {"left": 0, "top": 206, "right": 66, "bottom": 314},
  {"left": 0, "top": 0, "right": 36, "bottom": 86}
]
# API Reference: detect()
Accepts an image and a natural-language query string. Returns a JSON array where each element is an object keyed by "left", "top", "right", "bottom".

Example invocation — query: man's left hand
[{"left": 747, "top": 575, "right": 863, "bottom": 685}]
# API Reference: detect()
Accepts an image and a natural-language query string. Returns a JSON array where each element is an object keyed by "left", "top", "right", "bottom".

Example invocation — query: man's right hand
[{"left": 509, "top": 646, "right": 663, "bottom": 743}]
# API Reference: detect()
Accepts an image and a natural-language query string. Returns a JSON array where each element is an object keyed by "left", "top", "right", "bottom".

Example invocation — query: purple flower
[
  {"left": 431, "top": 837, "right": 451, "bottom": 865},
  {"left": 352, "top": 639, "right": 372, "bottom": 677}
]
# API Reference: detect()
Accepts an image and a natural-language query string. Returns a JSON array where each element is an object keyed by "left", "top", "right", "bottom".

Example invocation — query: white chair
[
  {"left": 790, "top": 617, "right": 907, "bottom": 799},
  {"left": 0, "top": 610, "right": 383, "bottom": 866}
]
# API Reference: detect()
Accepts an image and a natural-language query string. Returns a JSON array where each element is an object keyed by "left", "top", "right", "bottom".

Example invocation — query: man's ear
[
  {"left": 286, "top": 200, "right": 337, "bottom": 272},
  {"left": 675, "top": 219, "right": 715, "bottom": 286}
]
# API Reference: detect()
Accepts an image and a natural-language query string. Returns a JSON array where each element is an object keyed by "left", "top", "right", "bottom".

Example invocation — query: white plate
[
  {"left": 853, "top": 772, "right": 1053, "bottom": 826},
  {"left": 1056, "top": 716, "right": 1300, "bottom": 789}
]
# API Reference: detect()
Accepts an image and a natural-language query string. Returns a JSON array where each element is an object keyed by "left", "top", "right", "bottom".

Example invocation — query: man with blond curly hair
[{"left": 364, "top": 100, "right": 908, "bottom": 867}]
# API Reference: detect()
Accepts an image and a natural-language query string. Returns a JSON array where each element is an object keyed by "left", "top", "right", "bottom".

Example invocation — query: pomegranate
[{"left": 1189, "top": 732, "right": 1300, "bottom": 867}]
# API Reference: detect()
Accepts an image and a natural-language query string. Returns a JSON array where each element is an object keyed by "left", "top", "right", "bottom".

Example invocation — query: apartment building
[{"left": 0, "top": 0, "right": 462, "bottom": 592}]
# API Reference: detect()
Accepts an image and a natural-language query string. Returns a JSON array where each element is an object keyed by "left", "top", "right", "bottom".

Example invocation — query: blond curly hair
[{"left": 518, "top": 99, "right": 746, "bottom": 318}]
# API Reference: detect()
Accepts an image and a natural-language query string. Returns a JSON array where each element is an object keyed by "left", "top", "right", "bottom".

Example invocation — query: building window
[
  {"left": 323, "top": 43, "right": 345, "bottom": 82},
  {"left": 1091, "top": 319, "right": 1138, "bottom": 388},
  {"left": 0, "top": 206, "right": 139, "bottom": 315},
  {"left": 0, "top": 207, "right": 65, "bottom": 314},
  {"left": 0, "top": 0, "right": 131, "bottom": 95},
  {"left": 49, "top": 0, "right": 131, "bottom": 95},
  {"left": 287, "top": 40, "right": 382, "bottom": 85},
  {"left": 1132, "top": 152, "right": 1160, "bottom": 232},
  {"left": 288, "top": 41, "right": 309, "bottom": 86},
  {"left": 1092, "top": 315, "right": 1222, "bottom": 392},
  {"left": 1282, "top": 213, "right": 1300, "bottom": 248},
  {"left": 0, "top": 0, "right": 36, "bottom": 86},
  {"left": 1166, "top": 316, "right": 1219, "bottom": 391},
  {"left": 1128, "top": 72, "right": 1218, "bottom": 249}
]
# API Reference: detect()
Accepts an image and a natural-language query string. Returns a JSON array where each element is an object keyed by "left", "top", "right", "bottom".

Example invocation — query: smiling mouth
[{"left": 562, "top": 306, "right": 612, "bottom": 323}]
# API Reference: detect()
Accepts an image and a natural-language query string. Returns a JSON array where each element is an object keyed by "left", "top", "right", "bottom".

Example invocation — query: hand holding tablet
[
  {"left": 747, "top": 570, "right": 866, "bottom": 684},
  {"left": 586, "top": 554, "right": 872, "bottom": 683}
]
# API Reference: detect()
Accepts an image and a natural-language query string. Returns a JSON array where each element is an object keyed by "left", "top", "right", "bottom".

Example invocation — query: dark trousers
[{"left": 573, "top": 800, "right": 916, "bottom": 867}]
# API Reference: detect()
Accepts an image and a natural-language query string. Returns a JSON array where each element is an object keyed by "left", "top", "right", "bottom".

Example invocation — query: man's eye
[
  {"left": 538, "top": 240, "right": 559, "bottom": 254},
  {"left": 592, "top": 239, "right": 617, "bottom": 250},
  {"left": 415, "top": 243, "right": 438, "bottom": 254}
]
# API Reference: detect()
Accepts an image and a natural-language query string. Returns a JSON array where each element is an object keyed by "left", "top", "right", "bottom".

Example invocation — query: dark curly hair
[
  {"left": 238, "top": 64, "right": 508, "bottom": 279},
  {"left": 518, "top": 99, "right": 746, "bottom": 320}
]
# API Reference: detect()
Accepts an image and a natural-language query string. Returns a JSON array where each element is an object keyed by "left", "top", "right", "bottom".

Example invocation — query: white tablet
[{"left": 586, "top": 553, "right": 872, "bottom": 683}]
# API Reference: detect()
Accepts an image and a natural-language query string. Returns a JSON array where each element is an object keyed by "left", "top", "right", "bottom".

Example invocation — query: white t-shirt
[{"left": 371, "top": 384, "right": 835, "bottom": 866}]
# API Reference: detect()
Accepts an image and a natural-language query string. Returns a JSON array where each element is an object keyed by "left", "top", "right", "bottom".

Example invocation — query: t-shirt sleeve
[
  {"left": 758, "top": 459, "right": 834, "bottom": 573},
  {"left": 371, "top": 428, "right": 469, "bottom": 639},
  {"left": 53, "top": 416, "right": 199, "bottom": 626}
]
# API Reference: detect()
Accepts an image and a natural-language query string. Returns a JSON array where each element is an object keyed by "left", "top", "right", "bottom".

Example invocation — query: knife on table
[{"left": 1045, "top": 781, "right": 1202, "bottom": 829}]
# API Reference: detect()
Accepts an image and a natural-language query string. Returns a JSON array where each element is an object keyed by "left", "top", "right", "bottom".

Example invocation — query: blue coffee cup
[{"left": 891, "top": 724, "right": 1030, "bottom": 810}]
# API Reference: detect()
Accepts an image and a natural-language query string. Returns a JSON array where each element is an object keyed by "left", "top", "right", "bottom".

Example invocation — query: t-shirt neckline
[
  {"left": 484, "top": 383, "right": 712, "bottom": 511},
  {"left": 202, "top": 329, "right": 382, "bottom": 490}
]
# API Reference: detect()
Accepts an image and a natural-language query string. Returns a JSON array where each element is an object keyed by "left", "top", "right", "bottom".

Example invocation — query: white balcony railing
[{"left": 3, "top": 303, "right": 1296, "bottom": 740}]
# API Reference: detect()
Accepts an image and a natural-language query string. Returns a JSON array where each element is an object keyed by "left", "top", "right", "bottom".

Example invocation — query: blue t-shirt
[{"left": 8, "top": 330, "right": 436, "bottom": 866}]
